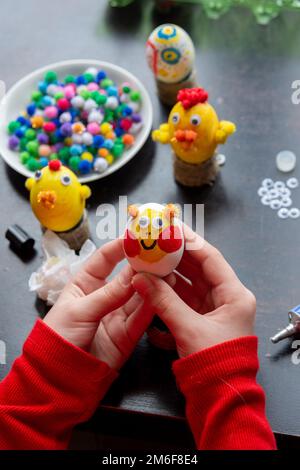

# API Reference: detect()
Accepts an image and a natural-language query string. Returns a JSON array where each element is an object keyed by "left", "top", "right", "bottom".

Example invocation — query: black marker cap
[{"left": 5, "top": 224, "right": 35, "bottom": 252}]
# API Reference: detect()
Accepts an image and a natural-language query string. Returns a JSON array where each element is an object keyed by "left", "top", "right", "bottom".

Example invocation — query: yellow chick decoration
[
  {"left": 152, "top": 87, "right": 236, "bottom": 187},
  {"left": 25, "top": 160, "right": 91, "bottom": 233},
  {"left": 123, "top": 203, "right": 184, "bottom": 277}
]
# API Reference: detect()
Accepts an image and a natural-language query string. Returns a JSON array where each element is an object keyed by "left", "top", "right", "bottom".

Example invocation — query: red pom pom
[
  {"left": 57, "top": 98, "right": 70, "bottom": 111},
  {"left": 43, "top": 122, "right": 56, "bottom": 133},
  {"left": 120, "top": 118, "right": 132, "bottom": 132},
  {"left": 177, "top": 88, "right": 208, "bottom": 110},
  {"left": 158, "top": 226, "right": 183, "bottom": 253},
  {"left": 124, "top": 230, "right": 141, "bottom": 257},
  {"left": 48, "top": 160, "right": 61, "bottom": 171}
]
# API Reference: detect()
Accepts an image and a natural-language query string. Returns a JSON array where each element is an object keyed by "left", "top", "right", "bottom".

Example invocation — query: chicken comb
[{"left": 177, "top": 88, "right": 208, "bottom": 110}]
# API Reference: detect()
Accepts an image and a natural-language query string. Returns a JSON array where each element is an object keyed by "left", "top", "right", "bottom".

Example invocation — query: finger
[
  {"left": 183, "top": 224, "right": 238, "bottom": 287},
  {"left": 172, "top": 272, "right": 202, "bottom": 311},
  {"left": 126, "top": 301, "right": 155, "bottom": 344},
  {"left": 73, "top": 238, "right": 125, "bottom": 295},
  {"left": 132, "top": 273, "right": 197, "bottom": 334},
  {"left": 82, "top": 265, "right": 135, "bottom": 321},
  {"left": 123, "top": 292, "right": 144, "bottom": 316}
]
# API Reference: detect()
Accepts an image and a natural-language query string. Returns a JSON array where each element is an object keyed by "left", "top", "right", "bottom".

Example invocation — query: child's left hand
[{"left": 43, "top": 238, "right": 154, "bottom": 371}]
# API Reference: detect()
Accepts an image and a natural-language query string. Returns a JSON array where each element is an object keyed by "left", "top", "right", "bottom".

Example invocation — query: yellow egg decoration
[
  {"left": 146, "top": 24, "right": 195, "bottom": 84},
  {"left": 123, "top": 203, "right": 184, "bottom": 277},
  {"left": 25, "top": 160, "right": 91, "bottom": 232}
]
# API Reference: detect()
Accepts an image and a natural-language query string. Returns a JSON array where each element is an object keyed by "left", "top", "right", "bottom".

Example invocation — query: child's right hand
[{"left": 132, "top": 225, "right": 256, "bottom": 358}]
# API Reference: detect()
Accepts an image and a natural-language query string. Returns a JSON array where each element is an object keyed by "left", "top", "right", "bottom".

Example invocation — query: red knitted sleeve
[
  {"left": 0, "top": 319, "right": 117, "bottom": 449},
  {"left": 172, "top": 336, "right": 276, "bottom": 450}
]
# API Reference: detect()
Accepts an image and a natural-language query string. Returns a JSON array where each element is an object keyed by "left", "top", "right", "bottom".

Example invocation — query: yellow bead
[
  {"left": 105, "top": 153, "right": 114, "bottom": 165},
  {"left": 31, "top": 116, "right": 44, "bottom": 129},
  {"left": 100, "top": 123, "right": 112, "bottom": 135},
  {"left": 64, "top": 137, "right": 73, "bottom": 146},
  {"left": 81, "top": 152, "right": 93, "bottom": 162}
]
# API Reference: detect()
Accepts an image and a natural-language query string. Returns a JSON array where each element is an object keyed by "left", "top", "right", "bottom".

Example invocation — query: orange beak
[
  {"left": 37, "top": 190, "right": 57, "bottom": 209},
  {"left": 174, "top": 129, "right": 197, "bottom": 143}
]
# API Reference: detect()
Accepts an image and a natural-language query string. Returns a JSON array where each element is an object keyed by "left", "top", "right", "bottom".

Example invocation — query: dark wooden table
[{"left": 1, "top": 0, "right": 300, "bottom": 449}]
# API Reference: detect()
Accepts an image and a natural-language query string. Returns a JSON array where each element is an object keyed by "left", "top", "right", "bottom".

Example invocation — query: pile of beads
[
  {"left": 257, "top": 177, "right": 300, "bottom": 220},
  {"left": 7, "top": 68, "right": 143, "bottom": 175}
]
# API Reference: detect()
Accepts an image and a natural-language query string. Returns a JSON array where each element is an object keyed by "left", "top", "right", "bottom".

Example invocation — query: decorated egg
[
  {"left": 123, "top": 203, "right": 184, "bottom": 277},
  {"left": 146, "top": 24, "right": 195, "bottom": 84}
]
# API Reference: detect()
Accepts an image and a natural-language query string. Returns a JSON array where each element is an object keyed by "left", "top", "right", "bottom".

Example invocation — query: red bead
[
  {"left": 123, "top": 230, "right": 141, "bottom": 257},
  {"left": 57, "top": 98, "right": 70, "bottom": 111},
  {"left": 120, "top": 118, "right": 132, "bottom": 132},
  {"left": 158, "top": 226, "right": 183, "bottom": 253},
  {"left": 48, "top": 159, "right": 61, "bottom": 171},
  {"left": 177, "top": 88, "right": 208, "bottom": 109},
  {"left": 43, "top": 122, "right": 56, "bottom": 133}
]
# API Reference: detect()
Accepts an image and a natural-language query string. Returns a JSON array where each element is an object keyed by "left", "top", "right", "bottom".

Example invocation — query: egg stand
[
  {"left": 156, "top": 69, "right": 198, "bottom": 107},
  {"left": 41, "top": 210, "right": 90, "bottom": 252},
  {"left": 173, "top": 152, "right": 220, "bottom": 187}
]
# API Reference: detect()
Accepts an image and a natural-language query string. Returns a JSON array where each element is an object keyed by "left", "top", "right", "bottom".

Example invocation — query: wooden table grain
[{"left": 1, "top": 0, "right": 300, "bottom": 448}]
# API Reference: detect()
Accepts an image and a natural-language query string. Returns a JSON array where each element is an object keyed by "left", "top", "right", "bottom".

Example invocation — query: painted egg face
[
  {"left": 123, "top": 203, "right": 184, "bottom": 277},
  {"left": 146, "top": 24, "right": 195, "bottom": 84}
]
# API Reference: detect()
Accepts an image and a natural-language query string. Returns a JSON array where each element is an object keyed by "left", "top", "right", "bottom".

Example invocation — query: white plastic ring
[
  {"left": 286, "top": 177, "right": 299, "bottom": 189},
  {"left": 289, "top": 208, "right": 300, "bottom": 219}
]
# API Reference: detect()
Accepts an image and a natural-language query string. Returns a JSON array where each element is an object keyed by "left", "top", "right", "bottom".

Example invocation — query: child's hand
[
  {"left": 132, "top": 225, "right": 256, "bottom": 358},
  {"left": 44, "top": 238, "right": 154, "bottom": 370}
]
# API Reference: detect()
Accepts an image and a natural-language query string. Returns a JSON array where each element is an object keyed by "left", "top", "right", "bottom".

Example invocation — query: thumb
[
  {"left": 82, "top": 265, "right": 134, "bottom": 321},
  {"left": 132, "top": 273, "right": 195, "bottom": 334}
]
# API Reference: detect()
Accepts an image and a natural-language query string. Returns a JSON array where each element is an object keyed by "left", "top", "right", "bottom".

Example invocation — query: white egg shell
[
  {"left": 146, "top": 24, "right": 195, "bottom": 84},
  {"left": 124, "top": 203, "right": 184, "bottom": 277}
]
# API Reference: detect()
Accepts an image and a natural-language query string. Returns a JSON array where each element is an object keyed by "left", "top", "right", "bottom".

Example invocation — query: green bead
[
  {"left": 54, "top": 91, "right": 64, "bottom": 100},
  {"left": 64, "top": 74, "right": 75, "bottom": 84},
  {"left": 49, "top": 134, "right": 58, "bottom": 144},
  {"left": 58, "top": 147, "right": 70, "bottom": 162},
  {"left": 32, "top": 91, "right": 42, "bottom": 102},
  {"left": 8, "top": 121, "right": 21, "bottom": 134},
  {"left": 20, "top": 151, "right": 30, "bottom": 164},
  {"left": 26, "top": 140, "right": 39, "bottom": 156},
  {"left": 101, "top": 78, "right": 113, "bottom": 89},
  {"left": 20, "top": 137, "right": 28, "bottom": 151},
  {"left": 97, "top": 94, "right": 107, "bottom": 105},
  {"left": 83, "top": 73, "right": 95, "bottom": 83},
  {"left": 25, "top": 129, "right": 36, "bottom": 140},
  {"left": 130, "top": 91, "right": 141, "bottom": 101},
  {"left": 86, "top": 146, "right": 96, "bottom": 155},
  {"left": 69, "top": 156, "right": 81, "bottom": 172},
  {"left": 115, "top": 137, "right": 123, "bottom": 145},
  {"left": 49, "top": 153, "right": 58, "bottom": 161},
  {"left": 44, "top": 70, "right": 57, "bottom": 84},
  {"left": 26, "top": 157, "right": 40, "bottom": 171},
  {"left": 123, "top": 85, "right": 131, "bottom": 93},
  {"left": 111, "top": 144, "right": 124, "bottom": 158},
  {"left": 79, "top": 90, "right": 91, "bottom": 100}
]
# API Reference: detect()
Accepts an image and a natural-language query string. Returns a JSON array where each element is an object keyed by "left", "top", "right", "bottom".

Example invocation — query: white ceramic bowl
[{"left": 0, "top": 59, "right": 153, "bottom": 183}]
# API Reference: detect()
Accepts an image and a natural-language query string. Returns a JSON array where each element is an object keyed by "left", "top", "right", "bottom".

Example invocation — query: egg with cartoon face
[
  {"left": 123, "top": 203, "right": 184, "bottom": 277},
  {"left": 146, "top": 24, "right": 195, "bottom": 84},
  {"left": 25, "top": 160, "right": 91, "bottom": 232}
]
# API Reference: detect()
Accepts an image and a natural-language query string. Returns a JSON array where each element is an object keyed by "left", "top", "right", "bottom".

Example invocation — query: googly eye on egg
[
  {"left": 138, "top": 216, "right": 150, "bottom": 228},
  {"left": 171, "top": 113, "right": 180, "bottom": 124},
  {"left": 152, "top": 216, "right": 163, "bottom": 230},
  {"left": 34, "top": 170, "right": 42, "bottom": 181},
  {"left": 61, "top": 174, "right": 71, "bottom": 186},
  {"left": 190, "top": 114, "right": 201, "bottom": 126}
]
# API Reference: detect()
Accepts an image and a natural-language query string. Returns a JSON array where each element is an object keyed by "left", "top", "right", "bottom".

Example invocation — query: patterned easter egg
[{"left": 146, "top": 24, "right": 195, "bottom": 84}]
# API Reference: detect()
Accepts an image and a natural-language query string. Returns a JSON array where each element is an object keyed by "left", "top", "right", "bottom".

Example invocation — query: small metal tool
[{"left": 270, "top": 305, "right": 300, "bottom": 343}]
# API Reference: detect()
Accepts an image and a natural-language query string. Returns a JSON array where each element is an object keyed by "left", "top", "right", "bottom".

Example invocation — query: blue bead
[
  {"left": 70, "top": 144, "right": 83, "bottom": 156},
  {"left": 38, "top": 81, "right": 47, "bottom": 94},
  {"left": 122, "top": 106, "right": 133, "bottom": 116},
  {"left": 17, "top": 116, "right": 27, "bottom": 125},
  {"left": 42, "top": 96, "right": 53, "bottom": 107},
  {"left": 97, "top": 71, "right": 106, "bottom": 81},
  {"left": 107, "top": 86, "right": 118, "bottom": 97},
  {"left": 103, "top": 139, "right": 114, "bottom": 150},
  {"left": 78, "top": 159, "right": 92, "bottom": 174},
  {"left": 15, "top": 126, "right": 26, "bottom": 138},
  {"left": 52, "top": 118, "right": 60, "bottom": 127},
  {"left": 93, "top": 135, "right": 105, "bottom": 148},
  {"left": 27, "top": 104, "right": 36, "bottom": 116},
  {"left": 76, "top": 75, "right": 86, "bottom": 85},
  {"left": 55, "top": 129, "right": 63, "bottom": 140},
  {"left": 115, "top": 127, "right": 124, "bottom": 137},
  {"left": 39, "top": 157, "right": 49, "bottom": 167}
]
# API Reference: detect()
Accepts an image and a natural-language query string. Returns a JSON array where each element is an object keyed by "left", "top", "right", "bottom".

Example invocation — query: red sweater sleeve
[
  {"left": 172, "top": 336, "right": 276, "bottom": 450},
  {"left": 0, "top": 319, "right": 118, "bottom": 450}
]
